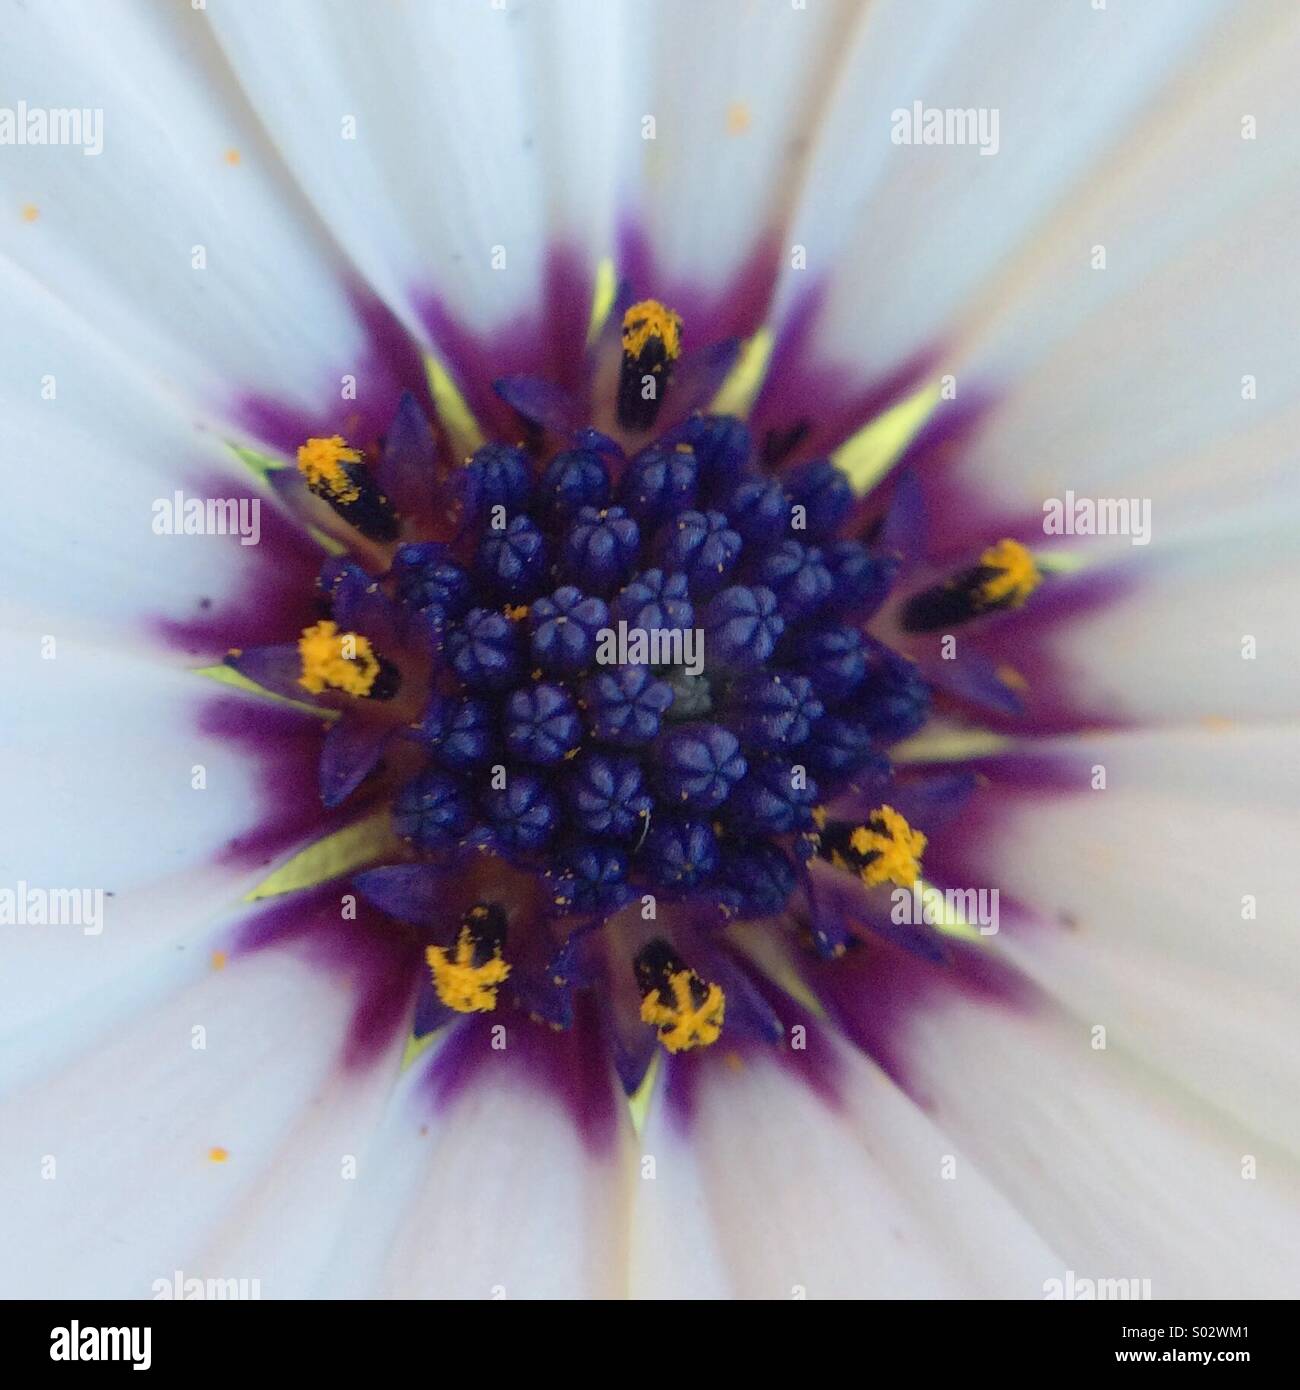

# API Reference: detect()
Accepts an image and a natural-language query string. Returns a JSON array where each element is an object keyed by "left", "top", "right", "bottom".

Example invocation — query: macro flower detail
[{"left": 7, "top": 0, "right": 1300, "bottom": 1310}]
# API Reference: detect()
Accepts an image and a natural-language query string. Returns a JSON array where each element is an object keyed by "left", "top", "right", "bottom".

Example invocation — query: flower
[{"left": 2, "top": 0, "right": 1299, "bottom": 1301}]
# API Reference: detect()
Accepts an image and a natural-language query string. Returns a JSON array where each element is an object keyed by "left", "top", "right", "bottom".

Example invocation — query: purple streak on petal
[
  {"left": 875, "top": 467, "right": 926, "bottom": 567},
  {"left": 616, "top": 222, "right": 782, "bottom": 347},
  {"left": 663, "top": 951, "right": 845, "bottom": 1134},
  {"left": 319, "top": 715, "right": 391, "bottom": 808},
  {"left": 353, "top": 864, "right": 446, "bottom": 926},
  {"left": 935, "top": 565, "right": 1136, "bottom": 736},
  {"left": 234, "top": 284, "right": 431, "bottom": 456},
  {"left": 802, "top": 933, "right": 1036, "bottom": 1104},
  {"left": 751, "top": 282, "right": 941, "bottom": 465},
  {"left": 415, "top": 246, "right": 593, "bottom": 441},
  {"left": 232, "top": 883, "right": 420, "bottom": 1069},
  {"left": 153, "top": 472, "right": 320, "bottom": 656},
  {"left": 196, "top": 695, "right": 362, "bottom": 870},
  {"left": 419, "top": 993, "right": 621, "bottom": 1156}
]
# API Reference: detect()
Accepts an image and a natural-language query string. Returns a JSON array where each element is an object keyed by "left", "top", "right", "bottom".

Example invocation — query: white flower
[{"left": 1, "top": 0, "right": 1298, "bottom": 1300}]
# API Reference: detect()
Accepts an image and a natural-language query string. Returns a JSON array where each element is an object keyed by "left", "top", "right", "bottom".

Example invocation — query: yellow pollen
[
  {"left": 640, "top": 969, "right": 725, "bottom": 1053},
  {"left": 976, "top": 539, "right": 1041, "bottom": 608},
  {"left": 849, "top": 806, "right": 927, "bottom": 889},
  {"left": 224, "top": 147, "right": 242, "bottom": 166},
  {"left": 426, "top": 926, "right": 510, "bottom": 1013},
  {"left": 726, "top": 101, "right": 752, "bottom": 135},
  {"left": 297, "top": 435, "right": 363, "bottom": 502},
  {"left": 208, "top": 1147, "right": 230, "bottom": 1163},
  {"left": 297, "top": 620, "right": 381, "bottom": 696},
  {"left": 20, "top": 203, "right": 39, "bottom": 223},
  {"left": 504, "top": 603, "right": 530, "bottom": 621},
  {"left": 622, "top": 299, "right": 683, "bottom": 363},
  {"left": 210, "top": 950, "right": 227, "bottom": 971}
]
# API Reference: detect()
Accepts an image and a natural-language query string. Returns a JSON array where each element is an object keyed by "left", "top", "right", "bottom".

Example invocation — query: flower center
[{"left": 226, "top": 297, "right": 1041, "bottom": 1072}]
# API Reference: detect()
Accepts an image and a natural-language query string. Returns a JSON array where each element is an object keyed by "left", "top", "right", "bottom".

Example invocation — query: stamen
[
  {"left": 426, "top": 904, "right": 511, "bottom": 1013},
  {"left": 819, "top": 805, "right": 927, "bottom": 888},
  {"left": 974, "top": 539, "right": 1041, "bottom": 608},
  {"left": 635, "top": 938, "right": 725, "bottom": 1052},
  {"left": 618, "top": 299, "right": 682, "bottom": 432},
  {"left": 899, "top": 537, "right": 1042, "bottom": 632},
  {"left": 296, "top": 434, "right": 399, "bottom": 541},
  {"left": 297, "top": 619, "right": 395, "bottom": 698}
]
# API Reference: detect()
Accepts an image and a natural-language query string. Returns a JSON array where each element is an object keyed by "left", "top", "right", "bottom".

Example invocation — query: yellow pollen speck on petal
[
  {"left": 976, "top": 539, "right": 1041, "bottom": 608},
  {"left": 726, "top": 102, "right": 752, "bottom": 135},
  {"left": 297, "top": 620, "right": 380, "bottom": 696},
  {"left": 996, "top": 663, "right": 1028, "bottom": 692},
  {"left": 850, "top": 806, "right": 927, "bottom": 889},
  {"left": 297, "top": 435, "right": 363, "bottom": 502},
  {"left": 640, "top": 968, "right": 725, "bottom": 1053},
  {"left": 504, "top": 603, "right": 530, "bottom": 621},
  {"left": 622, "top": 299, "right": 682, "bottom": 362},
  {"left": 208, "top": 1147, "right": 229, "bottom": 1163},
  {"left": 210, "top": 950, "right": 227, "bottom": 971},
  {"left": 426, "top": 926, "right": 510, "bottom": 1014},
  {"left": 20, "top": 203, "right": 39, "bottom": 222},
  {"left": 224, "top": 148, "right": 241, "bottom": 166}
]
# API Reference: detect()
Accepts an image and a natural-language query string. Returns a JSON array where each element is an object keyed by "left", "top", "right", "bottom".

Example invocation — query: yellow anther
[
  {"left": 426, "top": 925, "right": 511, "bottom": 1014},
  {"left": 976, "top": 539, "right": 1040, "bottom": 608},
  {"left": 297, "top": 435, "right": 363, "bottom": 503},
  {"left": 622, "top": 299, "right": 683, "bottom": 363},
  {"left": 297, "top": 619, "right": 380, "bottom": 696},
  {"left": 640, "top": 968, "right": 725, "bottom": 1053},
  {"left": 849, "top": 806, "right": 927, "bottom": 889}
]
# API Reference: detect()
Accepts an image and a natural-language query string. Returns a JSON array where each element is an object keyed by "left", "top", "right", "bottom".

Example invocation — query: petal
[
  {"left": 0, "top": 947, "right": 382, "bottom": 1298},
  {"left": 205, "top": 0, "right": 612, "bottom": 341},
  {"left": 314, "top": 1041, "right": 635, "bottom": 1298},
  {"left": 937, "top": 727, "right": 1300, "bottom": 1157},
  {"left": 630, "top": 1040, "right": 1060, "bottom": 1298},
  {"left": 0, "top": 0, "right": 419, "bottom": 428}
]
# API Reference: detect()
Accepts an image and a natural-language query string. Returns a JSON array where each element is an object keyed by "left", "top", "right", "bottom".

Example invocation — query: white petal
[
  {"left": 314, "top": 1046, "right": 635, "bottom": 1299},
  {"left": 205, "top": 0, "right": 613, "bottom": 341},
  {"left": 0, "top": 948, "right": 378, "bottom": 1299},
  {"left": 959, "top": 726, "right": 1300, "bottom": 1158},
  {"left": 0, "top": 258, "right": 312, "bottom": 636},
  {"left": 769, "top": 0, "right": 1236, "bottom": 378},
  {"left": 618, "top": 0, "right": 868, "bottom": 299},
  {"left": 630, "top": 1040, "right": 1061, "bottom": 1298},
  {"left": 870, "top": 962, "right": 1300, "bottom": 1297},
  {"left": 1028, "top": 525, "right": 1300, "bottom": 723},
  {"left": 0, "top": 0, "right": 411, "bottom": 423}
]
